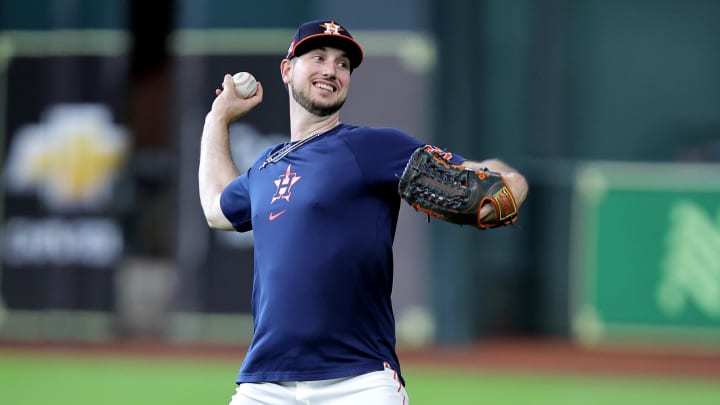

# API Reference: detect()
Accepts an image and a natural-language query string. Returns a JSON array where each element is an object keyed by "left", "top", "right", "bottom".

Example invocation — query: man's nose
[{"left": 321, "top": 61, "right": 336, "bottom": 77}]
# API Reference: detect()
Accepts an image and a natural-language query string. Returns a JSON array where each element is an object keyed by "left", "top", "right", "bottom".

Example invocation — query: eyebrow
[{"left": 314, "top": 47, "right": 350, "bottom": 59}]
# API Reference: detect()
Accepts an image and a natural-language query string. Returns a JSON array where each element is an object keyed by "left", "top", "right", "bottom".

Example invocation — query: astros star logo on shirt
[{"left": 269, "top": 164, "right": 301, "bottom": 220}]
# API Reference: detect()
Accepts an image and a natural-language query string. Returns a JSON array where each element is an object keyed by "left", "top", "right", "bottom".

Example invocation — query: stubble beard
[{"left": 290, "top": 82, "right": 346, "bottom": 117}]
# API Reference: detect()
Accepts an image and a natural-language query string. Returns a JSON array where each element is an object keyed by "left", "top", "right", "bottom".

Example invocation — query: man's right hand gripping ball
[{"left": 398, "top": 146, "right": 518, "bottom": 229}]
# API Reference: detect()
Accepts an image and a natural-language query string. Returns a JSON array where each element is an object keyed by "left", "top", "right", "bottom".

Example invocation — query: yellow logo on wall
[{"left": 5, "top": 104, "right": 128, "bottom": 210}]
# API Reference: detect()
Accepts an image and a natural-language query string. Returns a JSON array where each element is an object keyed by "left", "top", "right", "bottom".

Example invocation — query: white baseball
[{"left": 232, "top": 72, "right": 257, "bottom": 98}]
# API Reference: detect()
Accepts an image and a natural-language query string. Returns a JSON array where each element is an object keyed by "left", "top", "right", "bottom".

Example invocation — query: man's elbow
[
  {"left": 199, "top": 192, "right": 233, "bottom": 230},
  {"left": 205, "top": 213, "right": 234, "bottom": 231}
]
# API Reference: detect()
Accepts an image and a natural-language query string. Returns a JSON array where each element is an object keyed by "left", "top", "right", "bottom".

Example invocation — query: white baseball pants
[{"left": 228, "top": 362, "right": 408, "bottom": 405}]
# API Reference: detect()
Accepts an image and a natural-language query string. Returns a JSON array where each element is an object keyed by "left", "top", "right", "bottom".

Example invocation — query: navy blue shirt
[{"left": 220, "top": 124, "right": 464, "bottom": 384}]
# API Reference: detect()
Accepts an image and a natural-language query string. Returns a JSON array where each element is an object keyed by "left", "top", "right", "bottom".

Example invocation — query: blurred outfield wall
[{"left": 1, "top": 0, "right": 719, "bottom": 350}]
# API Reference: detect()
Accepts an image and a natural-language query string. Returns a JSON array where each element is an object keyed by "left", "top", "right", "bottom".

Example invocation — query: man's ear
[{"left": 280, "top": 59, "right": 292, "bottom": 85}]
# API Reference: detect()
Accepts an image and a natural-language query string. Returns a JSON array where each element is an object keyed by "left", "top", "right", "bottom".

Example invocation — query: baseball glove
[{"left": 398, "top": 146, "right": 518, "bottom": 229}]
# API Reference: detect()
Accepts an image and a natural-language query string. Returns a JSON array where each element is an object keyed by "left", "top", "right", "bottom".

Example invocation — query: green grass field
[{"left": 1, "top": 352, "right": 719, "bottom": 405}]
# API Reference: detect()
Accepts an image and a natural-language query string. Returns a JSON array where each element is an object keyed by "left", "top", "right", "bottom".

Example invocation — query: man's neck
[{"left": 290, "top": 112, "right": 342, "bottom": 142}]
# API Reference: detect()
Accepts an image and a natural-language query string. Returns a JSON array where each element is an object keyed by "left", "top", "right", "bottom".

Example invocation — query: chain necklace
[{"left": 259, "top": 124, "right": 337, "bottom": 170}]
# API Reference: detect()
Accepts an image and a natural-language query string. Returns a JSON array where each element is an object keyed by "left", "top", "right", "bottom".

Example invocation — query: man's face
[{"left": 286, "top": 47, "right": 352, "bottom": 116}]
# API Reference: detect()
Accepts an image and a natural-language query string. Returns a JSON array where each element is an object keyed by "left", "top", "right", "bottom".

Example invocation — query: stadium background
[{"left": 1, "top": 0, "right": 719, "bottom": 403}]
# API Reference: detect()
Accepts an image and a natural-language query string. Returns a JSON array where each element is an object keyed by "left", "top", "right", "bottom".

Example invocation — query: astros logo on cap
[{"left": 321, "top": 21, "right": 343, "bottom": 35}]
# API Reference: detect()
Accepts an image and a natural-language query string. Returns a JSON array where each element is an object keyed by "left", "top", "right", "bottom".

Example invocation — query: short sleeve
[
  {"left": 341, "top": 127, "right": 465, "bottom": 184},
  {"left": 220, "top": 172, "right": 253, "bottom": 232}
]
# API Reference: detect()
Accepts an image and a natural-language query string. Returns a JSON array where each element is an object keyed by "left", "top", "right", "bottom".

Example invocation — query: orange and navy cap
[{"left": 285, "top": 20, "right": 364, "bottom": 70}]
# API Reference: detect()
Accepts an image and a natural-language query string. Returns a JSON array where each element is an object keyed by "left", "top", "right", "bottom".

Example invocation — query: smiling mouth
[{"left": 314, "top": 82, "right": 336, "bottom": 92}]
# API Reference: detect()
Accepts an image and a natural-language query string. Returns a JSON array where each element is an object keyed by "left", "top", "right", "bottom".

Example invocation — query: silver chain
[{"left": 258, "top": 131, "right": 324, "bottom": 170}]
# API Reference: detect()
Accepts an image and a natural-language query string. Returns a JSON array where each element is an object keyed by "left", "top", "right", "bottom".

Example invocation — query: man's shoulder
[
  {"left": 338, "top": 124, "right": 416, "bottom": 143},
  {"left": 339, "top": 124, "right": 407, "bottom": 135},
  {"left": 336, "top": 124, "right": 423, "bottom": 161}
]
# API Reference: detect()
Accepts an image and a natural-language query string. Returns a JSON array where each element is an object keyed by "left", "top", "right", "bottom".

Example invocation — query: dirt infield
[
  {"left": 2, "top": 338, "right": 719, "bottom": 380},
  {"left": 398, "top": 339, "right": 720, "bottom": 379}
]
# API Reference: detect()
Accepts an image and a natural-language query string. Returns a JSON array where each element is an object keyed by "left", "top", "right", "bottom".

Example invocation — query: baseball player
[{"left": 199, "top": 19, "right": 528, "bottom": 405}]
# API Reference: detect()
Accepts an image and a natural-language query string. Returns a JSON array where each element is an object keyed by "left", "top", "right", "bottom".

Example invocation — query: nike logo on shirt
[{"left": 268, "top": 210, "right": 287, "bottom": 221}]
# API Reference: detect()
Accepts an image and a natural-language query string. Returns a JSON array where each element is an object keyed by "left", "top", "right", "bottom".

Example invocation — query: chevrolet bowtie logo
[{"left": 4, "top": 104, "right": 128, "bottom": 210}]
